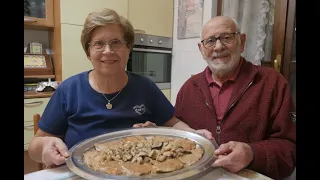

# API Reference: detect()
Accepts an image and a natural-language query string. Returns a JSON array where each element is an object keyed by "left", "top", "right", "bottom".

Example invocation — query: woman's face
[{"left": 87, "top": 24, "right": 131, "bottom": 76}]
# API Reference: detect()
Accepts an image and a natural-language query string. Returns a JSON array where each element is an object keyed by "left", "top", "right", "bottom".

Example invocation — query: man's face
[{"left": 198, "top": 17, "right": 246, "bottom": 77}]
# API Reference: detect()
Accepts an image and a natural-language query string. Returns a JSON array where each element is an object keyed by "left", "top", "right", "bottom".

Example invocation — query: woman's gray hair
[{"left": 80, "top": 8, "right": 135, "bottom": 56}]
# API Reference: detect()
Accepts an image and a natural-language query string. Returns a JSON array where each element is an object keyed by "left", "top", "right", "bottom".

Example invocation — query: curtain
[{"left": 221, "top": 0, "right": 275, "bottom": 65}]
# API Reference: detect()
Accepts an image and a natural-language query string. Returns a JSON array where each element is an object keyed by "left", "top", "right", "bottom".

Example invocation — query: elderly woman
[{"left": 28, "top": 8, "right": 212, "bottom": 168}]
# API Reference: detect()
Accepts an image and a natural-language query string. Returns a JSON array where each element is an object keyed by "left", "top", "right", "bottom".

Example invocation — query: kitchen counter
[{"left": 24, "top": 165, "right": 273, "bottom": 180}]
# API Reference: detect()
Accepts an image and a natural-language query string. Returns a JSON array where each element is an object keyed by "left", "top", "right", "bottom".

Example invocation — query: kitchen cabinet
[
  {"left": 24, "top": 0, "right": 54, "bottom": 28},
  {"left": 128, "top": 0, "right": 174, "bottom": 37},
  {"left": 60, "top": 0, "right": 128, "bottom": 26},
  {"left": 24, "top": 97, "right": 50, "bottom": 150}
]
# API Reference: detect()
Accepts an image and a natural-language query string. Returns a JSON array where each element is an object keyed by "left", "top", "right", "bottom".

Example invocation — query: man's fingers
[
  {"left": 213, "top": 155, "right": 231, "bottom": 167},
  {"left": 215, "top": 143, "right": 232, "bottom": 155}
]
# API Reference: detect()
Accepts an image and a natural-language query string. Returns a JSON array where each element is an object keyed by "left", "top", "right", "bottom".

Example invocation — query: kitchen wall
[{"left": 170, "top": 0, "right": 218, "bottom": 105}]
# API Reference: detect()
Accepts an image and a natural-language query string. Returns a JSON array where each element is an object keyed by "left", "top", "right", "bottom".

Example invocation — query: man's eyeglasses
[
  {"left": 89, "top": 39, "right": 127, "bottom": 52},
  {"left": 201, "top": 32, "right": 240, "bottom": 49}
]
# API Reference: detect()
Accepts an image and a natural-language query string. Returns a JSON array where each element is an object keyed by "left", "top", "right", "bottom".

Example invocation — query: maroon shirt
[
  {"left": 174, "top": 58, "right": 296, "bottom": 180},
  {"left": 205, "top": 58, "right": 243, "bottom": 120}
]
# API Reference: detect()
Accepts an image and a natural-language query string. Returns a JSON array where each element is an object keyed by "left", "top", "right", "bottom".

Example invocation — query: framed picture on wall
[{"left": 177, "top": 0, "right": 204, "bottom": 39}]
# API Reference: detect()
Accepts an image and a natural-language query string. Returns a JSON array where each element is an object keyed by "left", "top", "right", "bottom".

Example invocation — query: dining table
[{"left": 24, "top": 164, "right": 273, "bottom": 180}]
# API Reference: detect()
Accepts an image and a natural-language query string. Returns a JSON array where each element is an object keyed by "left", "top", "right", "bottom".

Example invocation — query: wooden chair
[{"left": 32, "top": 114, "right": 44, "bottom": 171}]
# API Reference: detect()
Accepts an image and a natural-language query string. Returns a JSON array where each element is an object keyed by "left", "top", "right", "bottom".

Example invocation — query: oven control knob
[
  {"left": 140, "top": 38, "right": 144, "bottom": 42},
  {"left": 158, "top": 40, "right": 162, "bottom": 44},
  {"left": 149, "top": 39, "right": 153, "bottom": 43}
]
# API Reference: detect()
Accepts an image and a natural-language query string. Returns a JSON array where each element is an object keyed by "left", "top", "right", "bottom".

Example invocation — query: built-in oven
[{"left": 126, "top": 33, "right": 172, "bottom": 89}]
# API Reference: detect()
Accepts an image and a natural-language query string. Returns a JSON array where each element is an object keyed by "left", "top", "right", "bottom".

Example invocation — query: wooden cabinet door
[
  {"left": 128, "top": 0, "right": 174, "bottom": 37},
  {"left": 60, "top": 0, "right": 128, "bottom": 26},
  {"left": 24, "top": 97, "right": 50, "bottom": 150},
  {"left": 24, "top": 0, "right": 54, "bottom": 27},
  {"left": 282, "top": 0, "right": 296, "bottom": 105},
  {"left": 264, "top": 0, "right": 296, "bottom": 105}
]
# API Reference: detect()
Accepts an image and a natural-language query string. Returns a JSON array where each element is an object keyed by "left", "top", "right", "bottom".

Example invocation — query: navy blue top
[{"left": 38, "top": 71, "right": 174, "bottom": 149}]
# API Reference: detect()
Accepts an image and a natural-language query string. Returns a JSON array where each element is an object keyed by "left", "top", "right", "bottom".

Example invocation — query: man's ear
[
  {"left": 198, "top": 43, "right": 202, "bottom": 52},
  {"left": 240, "top": 33, "right": 246, "bottom": 53}
]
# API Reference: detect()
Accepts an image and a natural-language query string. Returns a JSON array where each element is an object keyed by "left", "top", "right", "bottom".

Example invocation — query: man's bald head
[{"left": 201, "top": 16, "right": 240, "bottom": 40}]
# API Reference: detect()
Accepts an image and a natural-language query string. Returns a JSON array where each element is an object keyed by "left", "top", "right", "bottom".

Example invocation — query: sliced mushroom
[
  {"left": 149, "top": 149, "right": 160, "bottom": 159},
  {"left": 143, "top": 157, "right": 151, "bottom": 163},
  {"left": 122, "top": 153, "right": 132, "bottom": 162},
  {"left": 138, "top": 151, "right": 148, "bottom": 157},
  {"left": 151, "top": 142, "right": 163, "bottom": 149},
  {"left": 175, "top": 147, "right": 185, "bottom": 153},
  {"left": 136, "top": 156, "right": 143, "bottom": 164},
  {"left": 137, "top": 142, "right": 144, "bottom": 148},
  {"left": 131, "top": 154, "right": 139, "bottom": 163},
  {"left": 163, "top": 146, "right": 172, "bottom": 152},
  {"left": 157, "top": 155, "right": 166, "bottom": 162},
  {"left": 163, "top": 151, "right": 174, "bottom": 157},
  {"left": 130, "top": 148, "right": 138, "bottom": 156}
]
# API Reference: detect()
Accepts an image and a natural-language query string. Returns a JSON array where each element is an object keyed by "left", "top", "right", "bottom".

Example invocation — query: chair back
[{"left": 32, "top": 114, "right": 44, "bottom": 171}]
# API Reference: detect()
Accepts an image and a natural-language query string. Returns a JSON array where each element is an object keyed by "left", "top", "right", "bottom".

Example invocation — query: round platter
[{"left": 65, "top": 127, "right": 218, "bottom": 180}]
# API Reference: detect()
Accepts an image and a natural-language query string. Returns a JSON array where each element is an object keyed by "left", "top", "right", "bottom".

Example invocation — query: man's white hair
[{"left": 200, "top": 17, "right": 241, "bottom": 40}]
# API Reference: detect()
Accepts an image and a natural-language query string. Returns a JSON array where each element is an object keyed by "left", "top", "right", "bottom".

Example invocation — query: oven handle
[{"left": 132, "top": 48, "right": 172, "bottom": 54}]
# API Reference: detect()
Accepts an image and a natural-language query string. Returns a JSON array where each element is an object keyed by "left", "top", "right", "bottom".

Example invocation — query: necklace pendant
[{"left": 106, "top": 102, "right": 113, "bottom": 109}]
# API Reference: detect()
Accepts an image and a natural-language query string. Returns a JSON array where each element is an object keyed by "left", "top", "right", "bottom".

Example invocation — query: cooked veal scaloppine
[{"left": 82, "top": 135, "right": 204, "bottom": 176}]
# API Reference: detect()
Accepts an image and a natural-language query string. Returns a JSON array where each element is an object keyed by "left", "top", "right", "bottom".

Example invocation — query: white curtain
[{"left": 221, "top": 0, "right": 275, "bottom": 65}]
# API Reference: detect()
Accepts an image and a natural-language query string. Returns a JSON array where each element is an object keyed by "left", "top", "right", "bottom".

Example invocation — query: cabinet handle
[
  {"left": 24, "top": 101, "right": 43, "bottom": 107},
  {"left": 24, "top": 18, "right": 37, "bottom": 23},
  {"left": 24, "top": 124, "right": 34, "bottom": 129}
]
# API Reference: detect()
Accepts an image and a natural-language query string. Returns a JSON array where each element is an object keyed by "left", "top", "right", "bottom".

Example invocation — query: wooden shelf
[
  {"left": 24, "top": 75, "right": 55, "bottom": 79},
  {"left": 24, "top": 91, "right": 54, "bottom": 99}
]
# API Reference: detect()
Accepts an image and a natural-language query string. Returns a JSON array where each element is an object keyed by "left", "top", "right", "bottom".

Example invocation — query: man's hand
[
  {"left": 133, "top": 121, "right": 157, "bottom": 128},
  {"left": 213, "top": 141, "right": 254, "bottom": 173}
]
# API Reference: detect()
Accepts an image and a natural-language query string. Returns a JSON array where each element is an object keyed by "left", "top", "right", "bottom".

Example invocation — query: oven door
[{"left": 127, "top": 47, "right": 172, "bottom": 89}]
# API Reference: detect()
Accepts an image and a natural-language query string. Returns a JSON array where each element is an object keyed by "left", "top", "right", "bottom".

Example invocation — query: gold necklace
[{"left": 101, "top": 89, "right": 122, "bottom": 109}]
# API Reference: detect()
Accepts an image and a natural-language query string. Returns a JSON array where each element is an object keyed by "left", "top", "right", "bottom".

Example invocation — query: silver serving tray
[{"left": 66, "top": 127, "right": 219, "bottom": 180}]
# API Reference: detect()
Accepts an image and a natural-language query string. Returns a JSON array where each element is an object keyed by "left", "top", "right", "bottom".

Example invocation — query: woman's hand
[
  {"left": 42, "top": 137, "right": 70, "bottom": 167},
  {"left": 195, "top": 129, "right": 214, "bottom": 140},
  {"left": 133, "top": 121, "right": 157, "bottom": 128}
]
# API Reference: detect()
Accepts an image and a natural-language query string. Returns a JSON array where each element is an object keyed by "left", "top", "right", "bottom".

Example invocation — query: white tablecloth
[{"left": 24, "top": 165, "right": 251, "bottom": 180}]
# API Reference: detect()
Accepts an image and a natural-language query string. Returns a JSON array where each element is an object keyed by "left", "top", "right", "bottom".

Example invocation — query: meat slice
[
  {"left": 83, "top": 149, "right": 106, "bottom": 169},
  {"left": 94, "top": 141, "right": 123, "bottom": 152},
  {"left": 177, "top": 147, "right": 203, "bottom": 165},
  {"left": 98, "top": 161, "right": 123, "bottom": 175},
  {"left": 123, "top": 136, "right": 148, "bottom": 144},
  {"left": 152, "top": 159, "right": 184, "bottom": 173},
  {"left": 174, "top": 138, "right": 196, "bottom": 150},
  {"left": 121, "top": 162, "right": 152, "bottom": 176},
  {"left": 83, "top": 150, "right": 123, "bottom": 175}
]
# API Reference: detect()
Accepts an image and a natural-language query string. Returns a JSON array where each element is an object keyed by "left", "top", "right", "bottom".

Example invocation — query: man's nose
[{"left": 213, "top": 39, "right": 225, "bottom": 51}]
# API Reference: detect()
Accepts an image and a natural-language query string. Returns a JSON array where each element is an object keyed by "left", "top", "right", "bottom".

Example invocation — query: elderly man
[{"left": 174, "top": 16, "right": 296, "bottom": 179}]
